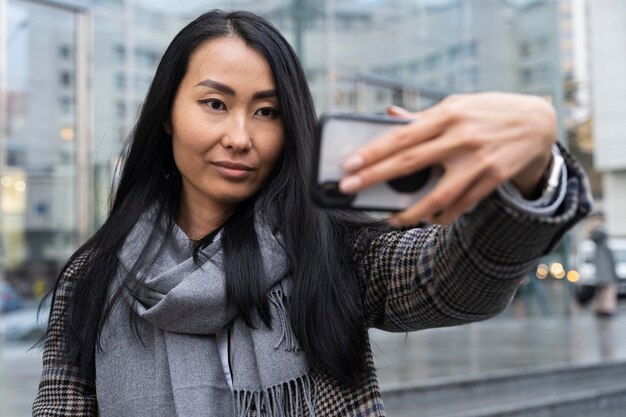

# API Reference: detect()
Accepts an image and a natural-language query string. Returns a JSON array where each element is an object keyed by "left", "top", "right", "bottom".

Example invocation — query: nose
[{"left": 221, "top": 114, "right": 252, "bottom": 152}]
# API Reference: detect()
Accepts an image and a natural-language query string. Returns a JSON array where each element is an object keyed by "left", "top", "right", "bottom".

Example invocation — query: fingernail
[
  {"left": 342, "top": 154, "right": 364, "bottom": 172},
  {"left": 389, "top": 105, "right": 405, "bottom": 113},
  {"left": 339, "top": 176, "right": 362, "bottom": 193}
]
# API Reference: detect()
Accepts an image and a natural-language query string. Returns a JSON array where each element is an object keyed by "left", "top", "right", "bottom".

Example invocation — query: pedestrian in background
[
  {"left": 32, "top": 10, "right": 592, "bottom": 417},
  {"left": 591, "top": 224, "right": 618, "bottom": 317}
]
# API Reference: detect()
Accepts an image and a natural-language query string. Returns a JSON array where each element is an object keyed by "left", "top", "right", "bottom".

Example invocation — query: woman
[
  {"left": 590, "top": 224, "right": 618, "bottom": 317},
  {"left": 33, "top": 9, "right": 591, "bottom": 417}
]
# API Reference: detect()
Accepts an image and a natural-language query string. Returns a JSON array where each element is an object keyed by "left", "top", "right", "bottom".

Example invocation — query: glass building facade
[
  {"left": 0, "top": 1, "right": 565, "bottom": 414},
  {"left": 0, "top": 0, "right": 563, "bottom": 301}
]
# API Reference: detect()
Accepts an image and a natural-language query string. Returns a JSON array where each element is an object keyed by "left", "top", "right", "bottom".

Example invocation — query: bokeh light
[
  {"left": 536, "top": 264, "right": 549, "bottom": 279},
  {"left": 550, "top": 263, "right": 565, "bottom": 279},
  {"left": 567, "top": 270, "right": 580, "bottom": 283}
]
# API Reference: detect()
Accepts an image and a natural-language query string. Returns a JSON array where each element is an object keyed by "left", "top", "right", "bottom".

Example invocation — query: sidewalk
[
  {"left": 370, "top": 305, "right": 626, "bottom": 387},
  {"left": 2, "top": 305, "right": 626, "bottom": 416}
]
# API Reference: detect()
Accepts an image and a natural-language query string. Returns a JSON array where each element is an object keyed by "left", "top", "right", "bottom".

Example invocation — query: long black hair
[{"left": 45, "top": 10, "right": 385, "bottom": 387}]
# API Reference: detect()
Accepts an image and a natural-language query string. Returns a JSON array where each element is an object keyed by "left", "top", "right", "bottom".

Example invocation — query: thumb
[{"left": 387, "top": 105, "right": 413, "bottom": 118}]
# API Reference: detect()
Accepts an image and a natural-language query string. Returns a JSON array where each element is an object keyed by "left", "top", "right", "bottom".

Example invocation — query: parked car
[
  {"left": 574, "top": 238, "right": 626, "bottom": 301},
  {"left": 0, "top": 293, "right": 51, "bottom": 342},
  {"left": 0, "top": 282, "right": 23, "bottom": 313}
]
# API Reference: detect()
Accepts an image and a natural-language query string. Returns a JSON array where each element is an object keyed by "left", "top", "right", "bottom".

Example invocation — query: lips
[{"left": 212, "top": 160, "right": 255, "bottom": 179}]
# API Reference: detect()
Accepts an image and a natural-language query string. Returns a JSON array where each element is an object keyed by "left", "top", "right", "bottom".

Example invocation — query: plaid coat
[{"left": 33, "top": 148, "right": 591, "bottom": 416}]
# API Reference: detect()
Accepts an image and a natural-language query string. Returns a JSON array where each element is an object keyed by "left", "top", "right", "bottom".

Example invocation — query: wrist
[{"left": 511, "top": 150, "right": 554, "bottom": 200}]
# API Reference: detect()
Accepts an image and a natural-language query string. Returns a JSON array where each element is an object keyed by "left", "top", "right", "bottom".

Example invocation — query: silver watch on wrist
[{"left": 540, "top": 147, "right": 565, "bottom": 202}]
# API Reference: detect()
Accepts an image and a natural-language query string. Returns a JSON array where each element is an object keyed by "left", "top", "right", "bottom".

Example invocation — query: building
[
  {"left": 559, "top": 0, "right": 591, "bottom": 126},
  {"left": 587, "top": 0, "right": 626, "bottom": 236},
  {"left": 0, "top": 0, "right": 565, "bottom": 298}
]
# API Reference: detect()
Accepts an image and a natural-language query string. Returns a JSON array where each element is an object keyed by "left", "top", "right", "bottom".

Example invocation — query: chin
[
  {"left": 212, "top": 189, "right": 260, "bottom": 205},
  {"left": 194, "top": 179, "right": 266, "bottom": 206}
]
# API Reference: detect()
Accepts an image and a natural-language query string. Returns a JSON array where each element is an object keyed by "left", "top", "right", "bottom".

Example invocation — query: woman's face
[{"left": 168, "top": 36, "right": 284, "bottom": 214}]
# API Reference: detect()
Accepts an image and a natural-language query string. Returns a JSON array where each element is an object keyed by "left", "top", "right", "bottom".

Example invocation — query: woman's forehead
[{"left": 184, "top": 37, "right": 276, "bottom": 89}]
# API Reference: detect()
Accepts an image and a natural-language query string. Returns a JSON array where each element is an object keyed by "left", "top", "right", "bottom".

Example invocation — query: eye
[
  {"left": 255, "top": 107, "right": 280, "bottom": 119},
  {"left": 200, "top": 99, "right": 226, "bottom": 112}
]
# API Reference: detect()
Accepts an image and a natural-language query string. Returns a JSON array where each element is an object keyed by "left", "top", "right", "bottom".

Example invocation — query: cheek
[
  {"left": 171, "top": 127, "right": 210, "bottom": 172},
  {"left": 171, "top": 141, "right": 186, "bottom": 173},
  {"left": 172, "top": 143, "right": 202, "bottom": 179},
  {"left": 261, "top": 135, "right": 285, "bottom": 172}
]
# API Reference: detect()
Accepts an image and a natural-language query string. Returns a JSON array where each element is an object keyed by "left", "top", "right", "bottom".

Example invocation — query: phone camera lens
[
  {"left": 320, "top": 182, "right": 356, "bottom": 205},
  {"left": 387, "top": 167, "right": 432, "bottom": 193}
]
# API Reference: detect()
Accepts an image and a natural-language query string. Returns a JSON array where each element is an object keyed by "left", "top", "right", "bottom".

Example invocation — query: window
[
  {"left": 408, "top": 60, "right": 420, "bottom": 75},
  {"left": 519, "top": 41, "right": 530, "bottom": 57},
  {"left": 519, "top": 63, "right": 551, "bottom": 86},
  {"left": 446, "top": 74, "right": 456, "bottom": 89},
  {"left": 116, "top": 100, "right": 126, "bottom": 118},
  {"left": 427, "top": 78, "right": 440, "bottom": 88},
  {"left": 388, "top": 66, "right": 401, "bottom": 78},
  {"left": 466, "top": 66, "right": 478, "bottom": 88},
  {"left": 448, "top": 44, "right": 462, "bottom": 65},
  {"left": 520, "top": 67, "right": 532, "bottom": 84},
  {"left": 135, "top": 48, "right": 159, "bottom": 68},
  {"left": 536, "top": 36, "right": 549, "bottom": 52},
  {"left": 465, "top": 40, "right": 477, "bottom": 58},
  {"left": 425, "top": 53, "right": 441, "bottom": 70},
  {"left": 134, "top": 75, "right": 151, "bottom": 93},
  {"left": 537, "top": 63, "right": 551, "bottom": 82},
  {"left": 59, "top": 71, "right": 72, "bottom": 87},
  {"left": 59, "top": 97, "right": 73, "bottom": 115},
  {"left": 58, "top": 45, "right": 71, "bottom": 60},
  {"left": 6, "top": 149, "right": 25, "bottom": 166},
  {"left": 115, "top": 44, "right": 126, "bottom": 63},
  {"left": 115, "top": 73, "right": 126, "bottom": 90}
]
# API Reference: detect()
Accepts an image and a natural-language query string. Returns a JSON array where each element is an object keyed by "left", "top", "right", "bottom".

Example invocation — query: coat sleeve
[
  {"left": 32, "top": 253, "right": 98, "bottom": 417},
  {"left": 354, "top": 145, "right": 592, "bottom": 332}
]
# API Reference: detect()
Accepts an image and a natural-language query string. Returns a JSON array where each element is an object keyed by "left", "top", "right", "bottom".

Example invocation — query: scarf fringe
[
  {"left": 233, "top": 373, "right": 316, "bottom": 417},
  {"left": 268, "top": 289, "right": 299, "bottom": 352}
]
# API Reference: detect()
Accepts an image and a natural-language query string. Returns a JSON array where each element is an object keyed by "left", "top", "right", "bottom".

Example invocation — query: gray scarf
[{"left": 95, "top": 209, "right": 316, "bottom": 417}]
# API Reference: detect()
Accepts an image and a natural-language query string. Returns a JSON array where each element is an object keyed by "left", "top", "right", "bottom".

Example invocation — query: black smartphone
[{"left": 311, "top": 112, "right": 442, "bottom": 212}]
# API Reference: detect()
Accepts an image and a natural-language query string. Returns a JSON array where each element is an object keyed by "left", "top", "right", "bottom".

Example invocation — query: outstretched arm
[{"left": 353, "top": 144, "right": 591, "bottom": 332}]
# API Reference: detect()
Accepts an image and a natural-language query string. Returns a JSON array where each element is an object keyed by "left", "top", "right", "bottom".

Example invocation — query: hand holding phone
[
  {"left": 311, "top": 112, "right": 442, "bottom": 212},
  {"left": 330, "top": 94, "right": 557, "bottom": 227}
]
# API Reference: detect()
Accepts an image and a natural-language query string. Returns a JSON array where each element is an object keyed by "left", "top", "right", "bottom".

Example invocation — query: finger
[
  {"left": 339, "top": 133, "right": 454, "bottom": 193},
  {"left": 342, "top": 106, "right": 450, "bottom": 174},
  {"left": 388, "top": 157, "right": 489, "bottom": 226},
  {"left": 434, "top": 174, "right": 501, "bottom": 224},
  {"left": 440, "top": 138, "right": 541, "bottom": 221},
  {"left": 387, "top": 105, "right": 413, "bottom": 118}
]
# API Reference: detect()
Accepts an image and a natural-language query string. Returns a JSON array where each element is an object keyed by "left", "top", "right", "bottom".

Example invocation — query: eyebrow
[{"left": 195, "top": 79, "right": 277, "bottom": 100}]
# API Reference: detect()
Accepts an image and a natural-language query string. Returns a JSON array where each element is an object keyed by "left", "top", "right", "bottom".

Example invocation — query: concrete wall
[
  {"left": 603, "top": 172, "right": 626, "bottom": 236},
  {"left": 588, "top": 0, "right": 626, "bottom": 235}
]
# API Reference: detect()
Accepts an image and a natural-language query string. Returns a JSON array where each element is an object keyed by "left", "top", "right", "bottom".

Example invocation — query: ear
[{"left": 163, "top": 121, "right": 172, "bottom": 135}]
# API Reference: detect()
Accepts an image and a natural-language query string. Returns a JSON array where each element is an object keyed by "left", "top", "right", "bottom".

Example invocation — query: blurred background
[{"left": 1, "top": 0, "right": 625, "bottom": 416}]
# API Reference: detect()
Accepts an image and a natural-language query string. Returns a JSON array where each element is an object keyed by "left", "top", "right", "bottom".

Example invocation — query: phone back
[{"left": 312, "top": 112, "right": 442, "bottom": 212}]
